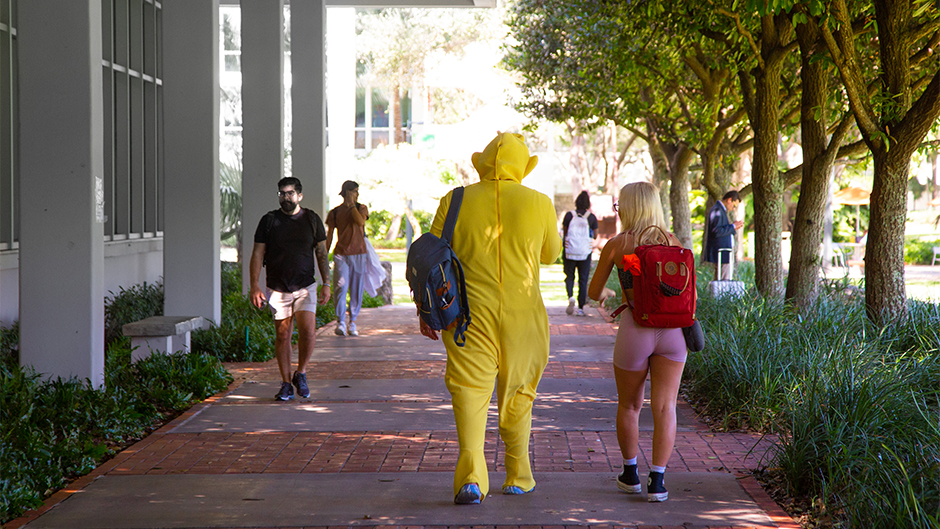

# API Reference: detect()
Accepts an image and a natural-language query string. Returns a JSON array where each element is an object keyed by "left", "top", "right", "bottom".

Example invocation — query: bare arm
[
  {"left": 325, "top": 210, "right": 335, "bottom": 253},
  {"left": 348, "top": 204, "right": 368, "bottom": 226},
  {"left": 315, "top": 240, "right": 331, "bottom": 304},
  {"left": 588, "top": 236, "right": 620, "bottom": 301},
  {"left": 249, "top": 242, "right": 266, "bottom": 308}
]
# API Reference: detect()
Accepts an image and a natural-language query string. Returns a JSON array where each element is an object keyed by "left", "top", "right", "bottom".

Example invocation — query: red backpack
[{"left": 622, "top": 226, "right": 696, "bottom": 328}]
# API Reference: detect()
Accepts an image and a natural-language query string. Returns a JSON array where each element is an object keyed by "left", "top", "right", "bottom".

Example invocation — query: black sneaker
[
  {"left": 274, "top": 381, "right": 294, "bottom": 401},
  {"left": 617, "top": 464, "right": 641, "bottom": 493},
  {"left": 647, "top": 471, "right": 668, "bottom": 502},
  {"left": 292, "top": 371, "right": 310, "bottom": 398}
]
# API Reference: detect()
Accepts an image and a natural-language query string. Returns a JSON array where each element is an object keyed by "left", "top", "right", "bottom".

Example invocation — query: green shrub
[
  {"left": 362, "top": 291, "right": 385, "bottom": 308},
  {"left": 317, "top": 297, "right": 337, "bottom": 328},
  {"left": 104, "top": 282, "right": 164, "bottom": 345},
  {"left": 364, "top": 209, "right": 433, "bottom": 242},
  {"left": 905, "top": 238, "right": 940, "bottom": 265},
  {"left": 683, "top": 289, "right": 940, "bottom": 528},
  {"left": 221, "top": 261, "right": 241, "bottom": 298},
  {"left": 1, "top": 322, "right": 17, "bottom": 365},
  {"left": 196, "top": 261, "right": 345, "bottom": 360},
  {"left": 0, "top": 341, "right": 231, "bottom": 523},
  {"left": 192, "top": 292, "right": 276, "bottom": 362}
]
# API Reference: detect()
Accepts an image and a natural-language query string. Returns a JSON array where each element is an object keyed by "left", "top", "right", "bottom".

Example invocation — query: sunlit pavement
[{"left": 10, "top": 304, "right": 800, "bottom": 529}]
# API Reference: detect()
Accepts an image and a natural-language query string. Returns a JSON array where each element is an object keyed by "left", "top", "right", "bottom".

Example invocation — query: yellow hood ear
[
  {"left": 472, "top": 132, "right": 535, "bottom": 182},
  {"left": 524, "top": 155, "right": 538, "bottom": 177}
]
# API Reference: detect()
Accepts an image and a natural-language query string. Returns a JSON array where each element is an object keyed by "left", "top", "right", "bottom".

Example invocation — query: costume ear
[
  {"left": 471, "top": 152, "right": 481, "bottom": 167},
  {"left": 523, "top": 155, "right": 539, "bottom": 177}
]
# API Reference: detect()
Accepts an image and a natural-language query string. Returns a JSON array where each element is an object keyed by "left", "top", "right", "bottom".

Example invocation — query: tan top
[{"left": 328, "top": 203, "right": 369, "bottom": 255}]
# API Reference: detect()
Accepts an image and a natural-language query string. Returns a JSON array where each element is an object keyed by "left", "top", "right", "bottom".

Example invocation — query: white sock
[
  {"left": 623, "top": 457, "right": 637, "bottom": 467},
  {"left": 650, "top": 465, "right": 665, "bottom": 474}
]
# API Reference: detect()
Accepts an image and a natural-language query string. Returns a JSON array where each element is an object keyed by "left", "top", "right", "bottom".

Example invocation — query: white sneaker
[
  {"left": 576, "top": 308, "right": 585, "bottom": 317},
  {"left": 566, "top": 297, "right": 576, "bottom": 315},
  {"left": 348, "top": 322, "right": 359, "bottom": 336},
  {"left": 334, "top": 323, "right": 346, "bottom": 336}
]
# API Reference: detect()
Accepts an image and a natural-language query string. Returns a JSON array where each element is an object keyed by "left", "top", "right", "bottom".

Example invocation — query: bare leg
[
  {"left": 274, "top": 317, "right": 295, "bottom": 384},
  {"left": 647, "top": 356, "right": 685, "bottom": 467},
  {"left": 613, "top": 365, "right": 648, "bottom": 460},
  {"left": 294, "top": 310, "right": 317, "bottom": 373}
]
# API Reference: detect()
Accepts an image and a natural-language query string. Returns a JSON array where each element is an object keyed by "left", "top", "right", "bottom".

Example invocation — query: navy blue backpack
[{"left": 406, "top": 187, "right": 471, "bottom": 346}]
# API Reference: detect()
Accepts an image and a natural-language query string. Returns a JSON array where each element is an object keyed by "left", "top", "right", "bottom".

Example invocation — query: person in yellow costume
[{"left": 419, "top": 132, "right": 562, "bottom": 505}]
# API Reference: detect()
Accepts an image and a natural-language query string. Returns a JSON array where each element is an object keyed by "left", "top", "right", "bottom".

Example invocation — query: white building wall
[{"left": 1, "top": 244, "right": 163, "bottom": 328}]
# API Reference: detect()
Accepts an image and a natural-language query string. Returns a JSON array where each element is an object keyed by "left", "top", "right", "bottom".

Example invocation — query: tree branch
[
  {"left": 717, "top": 7, "right": 764, "bottom": 69},
  {"left": 911, "top": 28, "right": 940, "bottom": 67},
  {"left": 897, "top": 68, "right": 940, "bottom": 153},
  {"left": 820, "top": 0, "right": 882, "bottom": 147}
]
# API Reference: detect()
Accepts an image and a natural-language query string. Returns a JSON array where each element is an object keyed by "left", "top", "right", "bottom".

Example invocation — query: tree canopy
[{"left": 504, "top": 0, "right": 940, "bottom": 323}]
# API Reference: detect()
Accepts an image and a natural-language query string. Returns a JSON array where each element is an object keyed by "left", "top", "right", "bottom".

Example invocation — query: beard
[{"left": 279, "top": 199, "right": 298, "bottom": 213}]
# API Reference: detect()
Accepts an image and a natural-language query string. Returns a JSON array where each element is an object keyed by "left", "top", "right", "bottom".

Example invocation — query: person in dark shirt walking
[{"left": 250, "top": 177, "right": 331, "bottom": 401}]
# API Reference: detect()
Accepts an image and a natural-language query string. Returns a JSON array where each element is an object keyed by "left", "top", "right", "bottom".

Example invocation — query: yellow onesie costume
[{"left": 430, "top": 132, "right": 562, "bottom": 501}]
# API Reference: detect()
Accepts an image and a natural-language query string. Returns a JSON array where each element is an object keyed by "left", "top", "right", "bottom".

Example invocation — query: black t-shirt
[{"left": 254, "top": 208, "right": 327, "bottom": 292}]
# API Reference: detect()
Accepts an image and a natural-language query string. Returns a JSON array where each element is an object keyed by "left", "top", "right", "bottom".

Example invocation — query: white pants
[{"left": 333, "top": 253, "right": 368, "bottom": 324}]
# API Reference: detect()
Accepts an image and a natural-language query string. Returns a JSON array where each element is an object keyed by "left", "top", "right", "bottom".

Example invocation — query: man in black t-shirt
[{"left": 250, "top": 177, "right": 331, "bottom": 401}]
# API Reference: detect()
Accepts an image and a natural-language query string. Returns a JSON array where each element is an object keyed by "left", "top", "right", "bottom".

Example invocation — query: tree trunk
[
  {"left": 701, "top": 135, "right": 737, "bottom": 202},
  {"left": 385, "top": 214, "right": 403, "bottom": 241},
  {"left": 700, "top": 150, "right": 738, "bottom": 263},
  {"left": 403, "top": 205, "right": 422, "bottom": 236},
  {"left": 648, "top": 132, "right": 671, "bottom": 222},
  {"left": 750, "top": 15, "right": 791, "bottom": 298},
  {"left": 667, "top": 144, "right": 695, "bottom": 249},
  {"left": 785, "top": 21, "right": 833, "bottom": 310},
  {"left": 865, "top": 148, "right": 909, "bottom": 323},
  {"left": 393, "top": 85, "right": 405, "bottom": 144}
]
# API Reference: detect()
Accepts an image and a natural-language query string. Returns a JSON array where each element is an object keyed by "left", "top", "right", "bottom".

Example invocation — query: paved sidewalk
[{"left": 10, "top": 304, "right": 798, "bottom": 529}]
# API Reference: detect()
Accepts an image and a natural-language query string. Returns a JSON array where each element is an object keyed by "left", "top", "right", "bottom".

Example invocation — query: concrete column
[
  {"left": 326, "top": 8, "right": 355, "bottom": 209},
  {"left": 240, "top": 0, "right": 284, "bottom": 294},
  {"left": 163, "top": 0, "right": 221, "bottom": 325},
  {"left": 18, "top": 0, "right": 105, "bottom": 386},
  {"left": 291, "top": 0, "right": 327, "bottom": 216}
]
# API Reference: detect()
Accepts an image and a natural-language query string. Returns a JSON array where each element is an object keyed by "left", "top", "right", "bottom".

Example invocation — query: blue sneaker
[
  {"left": 292, "top": 371, "right": 310, "bottom": 398},
  {"left": 274, "top": 381, "right": 294, "bottom": 401},
  {"left": 502, "top": 485, "right": 533, "bottom": 495},
  {"left": 454, "top": 483, "right": 482, "bottom": 504}
]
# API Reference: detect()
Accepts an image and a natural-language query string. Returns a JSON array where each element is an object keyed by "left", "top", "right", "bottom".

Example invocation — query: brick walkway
[{"left": 9, "top": 305, "right": 797, "bottom": 529}]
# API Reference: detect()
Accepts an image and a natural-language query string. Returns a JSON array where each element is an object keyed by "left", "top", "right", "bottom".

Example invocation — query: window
[
  {"left": 101, "top": 0, "right": 163, "bottom": 240},
  {"left": 0, "top": 0, "right": 163, "bottom": 249},
  {"left": 0, "top": 0, "right": 17, "bottom": 250},
  {"left": 222, "top": 11, "right": 240, "bottom": 72},
  {"left": 353, "top": 84, "right": 412, "bottom": 154}
]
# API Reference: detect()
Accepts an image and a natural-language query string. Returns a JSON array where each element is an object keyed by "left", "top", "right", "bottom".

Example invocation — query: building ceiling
[{"left": 218, "top": 0, "right": 497, "bottom": 6}]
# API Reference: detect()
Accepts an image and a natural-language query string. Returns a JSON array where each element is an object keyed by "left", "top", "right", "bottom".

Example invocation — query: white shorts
[{"left": 266, "top": 283, "right": 317, "bottom": 321}]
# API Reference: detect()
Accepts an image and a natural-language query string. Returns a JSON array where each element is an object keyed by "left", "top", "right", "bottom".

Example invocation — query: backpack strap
[
  {"left": 442, "top": 186, "right": 469, "bottom": 346},
  {"left": 441, "top": 187, "right": 464, "bottom": 245},
  {"left": 451, "top": 255, "right": 471, "bottom": 347}
]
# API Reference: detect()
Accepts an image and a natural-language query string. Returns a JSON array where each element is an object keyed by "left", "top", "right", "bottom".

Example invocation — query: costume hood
[{"left": 471, "top": 132, "right": 538, "bottom": 183}]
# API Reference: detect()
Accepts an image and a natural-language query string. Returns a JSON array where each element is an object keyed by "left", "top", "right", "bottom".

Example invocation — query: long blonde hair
[{"left": 618, "top": 182, "right": 668, "bottom": 246}]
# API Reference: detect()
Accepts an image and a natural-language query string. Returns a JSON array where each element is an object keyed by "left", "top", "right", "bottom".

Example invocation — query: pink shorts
[
  {"left": 266, "top": 283, "right": 317, "bottom": 321},
  {"left": 613, "top": 306, "right": 687, "bottom": 371}
]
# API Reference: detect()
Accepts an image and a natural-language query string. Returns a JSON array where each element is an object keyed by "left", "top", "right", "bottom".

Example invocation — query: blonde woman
[{"left": 588, "top": 182, "right": 687, "bottom": 502}]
